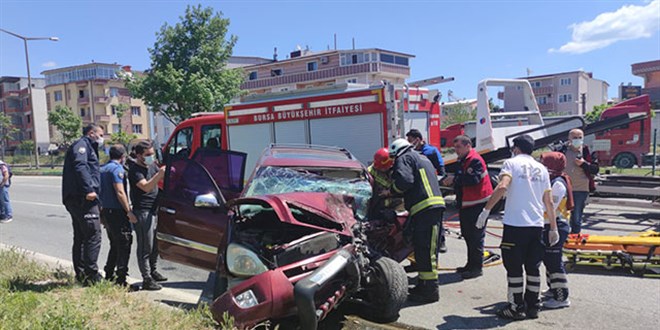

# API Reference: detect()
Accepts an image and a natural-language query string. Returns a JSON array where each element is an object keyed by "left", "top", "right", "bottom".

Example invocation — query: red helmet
[{"left": 373, "top": 148, "right": 393, "bottom": 171}]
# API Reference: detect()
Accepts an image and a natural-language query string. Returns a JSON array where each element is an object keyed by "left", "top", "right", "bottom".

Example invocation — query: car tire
[
  {"left": 212, "top": 272, "right": 228, "bottom": 300},
  {"left": 613, "top": 152, "right": 636, "bottom": 169},
  {"left": 361, "top": 257, "right": 407, "bottom": 323}
]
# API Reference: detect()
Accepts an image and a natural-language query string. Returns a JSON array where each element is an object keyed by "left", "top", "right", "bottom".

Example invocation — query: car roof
[{"left": 257, "top": 144, "right": 365, "bottom": 169}]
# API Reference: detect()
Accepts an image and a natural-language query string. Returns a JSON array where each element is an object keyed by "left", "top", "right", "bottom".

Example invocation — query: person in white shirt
[
  {"left": 540, "top": 151, "right": 573, "bottom": 309},
  {"left": 476, "top": 134, "right": 558, "bottom": 320}
]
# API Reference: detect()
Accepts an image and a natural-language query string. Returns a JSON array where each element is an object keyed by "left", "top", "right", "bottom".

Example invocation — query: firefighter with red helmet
[
  {"left": 367, "top": 148, "right": 404, "bottom": 219},
  {"left": 389, "top": 138, "right": 445, "bottom": 303}
]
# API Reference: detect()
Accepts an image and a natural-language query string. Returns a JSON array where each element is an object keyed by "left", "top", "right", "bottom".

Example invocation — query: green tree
[
  {"left": 441, "top": 103, "right": 477, "bottom": 128},
  {"left": 0, "top": 113, "right": 18, "bottom": 158},
  {"left": 48, "top": 105, "right": 82, "bottom": 147},
  {"left": 109, "top": 131, "right": 138, "bottom": 147},
  {"left": 489, "top": 98, "right": 502, "bottom": 112},
  {"left": 125, "top": 4, "right": 244, "bottom": 123},
  {"left": 585, "top": 104, "right": 609, "bottom": 124},
  {"left": 114, "top": 103, "right": 129, "bottom": 133}
]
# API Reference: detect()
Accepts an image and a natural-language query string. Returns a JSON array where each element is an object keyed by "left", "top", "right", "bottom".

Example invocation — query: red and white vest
[{"left": 460, "top": 149, "right": 493, "bottom": 208}]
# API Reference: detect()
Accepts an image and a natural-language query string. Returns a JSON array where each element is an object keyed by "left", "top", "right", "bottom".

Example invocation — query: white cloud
[
  {"left": 549, "top": 0, "right": 660, "bottom": 54},
  {"left": 42, "top": 61, "right": 57, "bottom": 68}
]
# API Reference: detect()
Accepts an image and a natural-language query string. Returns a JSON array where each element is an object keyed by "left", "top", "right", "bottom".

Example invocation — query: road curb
[{"left": 0, "top": 243, "right": 203, "bottom": 307}]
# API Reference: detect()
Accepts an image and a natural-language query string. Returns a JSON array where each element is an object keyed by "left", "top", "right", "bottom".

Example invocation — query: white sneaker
[
  {"left": 543, "top": 298, "right": 571, "bottom": 309},
  {"left": 0, "top": 218, "right": 12, "bottom": 224}
]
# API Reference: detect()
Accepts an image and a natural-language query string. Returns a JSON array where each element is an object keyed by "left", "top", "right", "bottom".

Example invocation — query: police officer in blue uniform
[{"left": 62, "top": 123, "right": 105, "bottom": 285}]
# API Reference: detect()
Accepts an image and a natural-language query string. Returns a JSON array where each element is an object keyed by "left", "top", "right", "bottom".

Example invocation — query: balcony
[
  {"left": 533, "top": 86, "right": 554, "bottom": 96},
  {"left": 2, "top": 91, "right": 20, "bottom": 98},
  {"left": 78, "top": 97, "right": 89, "bottom": 105},
  {"left": 97, "top": 115, "right": 110, "bottom": 122},
  {"left": 76, "top": 81, "right": 88, "bottom": 87},
  {"left": 94, "top": 96, "right": 109, "bottom": 103},
  {"left": 538, "top": 103, "right": 555, "bottom": 112},
  {"left": 241, "top": 62, "right": 411, "bottom": 90}
]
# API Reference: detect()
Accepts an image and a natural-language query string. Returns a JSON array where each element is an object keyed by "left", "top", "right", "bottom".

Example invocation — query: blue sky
[{"left": 1, "top": 0, "right": 658, "bottom": 100}]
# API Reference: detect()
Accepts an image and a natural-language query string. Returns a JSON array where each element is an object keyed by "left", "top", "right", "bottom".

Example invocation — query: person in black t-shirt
[{"left": 128, "top": 140, "right": 166, "bottom": 290}]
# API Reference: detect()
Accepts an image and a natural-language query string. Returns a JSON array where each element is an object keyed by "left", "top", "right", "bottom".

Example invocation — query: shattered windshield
[{"left": 244, "top": 166, "right": 372, "bottom": 220}]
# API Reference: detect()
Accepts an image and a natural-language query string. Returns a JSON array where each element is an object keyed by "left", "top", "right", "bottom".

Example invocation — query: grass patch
[
  {"left": 11, "top": 168, "right": 63, "bottom": 176},
  {"left": 600, "top": 167, "right": 658, "bottom": 176},
  {"left": 0, "top": 248, "right": 219, "bottom": 329}
]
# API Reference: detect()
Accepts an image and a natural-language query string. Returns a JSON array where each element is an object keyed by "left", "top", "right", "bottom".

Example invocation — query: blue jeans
[
  {"left": 570, "top": 191, "right": 589, "bottom": 234},
  {"left": 0, "top": 185, "right": 12, "bottom": 219},
  {"left": 543, "top": 220, "right": 570, "bottom": 301}
]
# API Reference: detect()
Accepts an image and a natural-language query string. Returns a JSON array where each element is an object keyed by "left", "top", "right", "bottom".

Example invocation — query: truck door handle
[{"left": 160, "top": 207, "right": 176, "bottom": 215}]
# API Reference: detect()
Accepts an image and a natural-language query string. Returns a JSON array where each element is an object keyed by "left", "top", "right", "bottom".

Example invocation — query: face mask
[
  {"left": 96, "top": 137, "right": 104, "bottom": 145},
  {"left": 144, "top": 155, "right": 155, "bottom": 166},
  {"left": 571, "top": 138, "right": 583, "bottom": 148}
]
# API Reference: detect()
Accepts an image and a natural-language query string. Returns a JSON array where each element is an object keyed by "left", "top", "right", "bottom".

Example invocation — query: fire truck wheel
[
  {"left": 613, "top": 152, "right": 636, "bottom": 169},
  {"left": 361, "top": 257, "right": 408, "bottom": 323}
]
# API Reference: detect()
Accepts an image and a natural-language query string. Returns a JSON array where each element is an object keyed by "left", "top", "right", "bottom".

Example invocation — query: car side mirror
[{"left": 194, "top": 193, "right": 223, "bottom": 209}]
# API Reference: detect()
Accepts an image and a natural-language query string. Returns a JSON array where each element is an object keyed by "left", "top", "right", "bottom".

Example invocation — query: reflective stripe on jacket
[{"left": 392, "top": 149, "right": 445, "bottom": 216}]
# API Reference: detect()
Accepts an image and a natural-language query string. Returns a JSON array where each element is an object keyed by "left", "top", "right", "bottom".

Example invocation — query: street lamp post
[{"left": 0, "top": 28, "right": 58, "bottom": 169}]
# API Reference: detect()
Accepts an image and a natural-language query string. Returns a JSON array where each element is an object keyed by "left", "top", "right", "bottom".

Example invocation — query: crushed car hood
[{"left": 230, "top": 192, "right": 357, "bottom": 236}]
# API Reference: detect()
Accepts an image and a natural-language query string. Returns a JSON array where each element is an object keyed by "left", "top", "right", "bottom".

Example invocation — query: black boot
[
  {"left": 142, "top": 278, "right": 162, "bottom": 291},
  {"left": 408, "top": 279, "right": 439, "bottom": 303},
  {"left": 496, "top": 303, "right": 527, "bottom": 320},
  {"left": 151, "top": 271, "right": 168, "bottom": 282}
]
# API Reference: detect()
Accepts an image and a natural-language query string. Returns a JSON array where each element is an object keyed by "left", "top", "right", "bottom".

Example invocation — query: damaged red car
[{"left": 157, "top": 144, "right": 413, "bottom": 329}]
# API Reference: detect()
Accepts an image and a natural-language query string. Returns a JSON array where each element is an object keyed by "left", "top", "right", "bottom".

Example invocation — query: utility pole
[
  {"left": 0, "top": 29, "right": 58, "bottom": 169},
  {"left": 581, "top": 93, "right": 587, "bottom": 115}
]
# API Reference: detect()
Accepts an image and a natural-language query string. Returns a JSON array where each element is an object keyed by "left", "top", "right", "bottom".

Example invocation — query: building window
[
  {"left": 112, "top": 124, "right": 120, "bottom": 133},
  {"left": 132, "top": 124, "right": 143, "bottom": 134},
  {"left": 111, "top": 105, "right": 116, "bottom": 115},
  {"left": 560, "top": 78, "right": 572, "bottom": 86},
  {"left": 248, "top": 71, "right": 258, "bottom": 80},
  {"left": 26, "top": 114, "right": 31, "bottom": 124},
  {"left": 307, "top": 61, "right": 318, "bottom": 72},
  {"left": 537, "top": 96, "right": 547, "bottom": 105},
  {"left": 558, "top": 94, "right": 573, "bottom": 103},
  {"left": 380, "top": 53, "right": 394, "bottom": 64},
  {"left": 271, "top": 69, "right": 283, "bottom": 77},
  {"left": 80, "top": 108, "right": 86, "bottom": 117},
  {"left": 110, "top": 87, "right": 119, "bottom": 97},
  {"left": 131, "top": 106, "right": 141, "bottom": 116},
  {"left": 531, "top": 81, "right": 541, "bottom": 88},
  {"left": 346, "top": 78, "right": 358, "bottom": 84},
  {"left": 79, "top": 90, "right": 85, "bottom": 98},
  {"left": 379, "top": 53, "right": 410, "bottom": 67},
  {"left": 54, "top": 91, "right": 63, "bottom": 101}
]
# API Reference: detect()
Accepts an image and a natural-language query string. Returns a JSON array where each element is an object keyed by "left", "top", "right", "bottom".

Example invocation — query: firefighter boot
[{"left": 408, "top": 279, "right": 439, "bottom": 303}]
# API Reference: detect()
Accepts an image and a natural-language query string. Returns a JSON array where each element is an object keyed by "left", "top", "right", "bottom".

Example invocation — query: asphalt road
[{"left": 1, "top": 176, "right": 659, "bottom": 329}]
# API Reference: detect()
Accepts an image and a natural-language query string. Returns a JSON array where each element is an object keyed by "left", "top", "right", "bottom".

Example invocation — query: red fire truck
[
  {"left": 163, "top": 83, "right": 441, "bottom": 173},
  {"left": 591, "top": 95, "right": 652, "bottom": 168}
]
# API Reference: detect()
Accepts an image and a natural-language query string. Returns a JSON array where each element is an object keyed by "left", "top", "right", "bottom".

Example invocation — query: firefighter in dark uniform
[
  {"left": 389, "top": 138, "right": 445, "bottom": 303},
  {"left": 442, "top": 135, "right": 493, "bottom": 279},
  {"left": 62, "top": 123, "right": 105, "bottom": 285}
]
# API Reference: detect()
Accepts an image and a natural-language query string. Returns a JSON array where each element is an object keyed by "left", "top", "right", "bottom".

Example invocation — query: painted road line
[{"left": 13, "top": 200, "right": 63, "bottom": 208}]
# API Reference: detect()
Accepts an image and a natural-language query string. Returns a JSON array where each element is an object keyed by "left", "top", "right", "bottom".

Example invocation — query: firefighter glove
[
  {"left": 476, "top": 208, "right": 490, "bottom": 229},
  {"left": 549, "top": 230, "right": 560, "bottom": 246}
]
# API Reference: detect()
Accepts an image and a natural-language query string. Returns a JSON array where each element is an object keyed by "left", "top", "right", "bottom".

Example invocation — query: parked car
[{"left": 156, "top": 144, "right": 412, "bottom": 329}]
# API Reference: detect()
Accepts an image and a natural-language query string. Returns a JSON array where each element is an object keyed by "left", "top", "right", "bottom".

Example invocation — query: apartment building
[
  {"left": 239, "top": 48, "right": 414, "bottom": 95},
  {"left": 42, "top": 63, "right": 150, "bottom": 143},
  {"left": 632, "top": 59, "right": 660, "bottom": 109},
  {"left": 504, "top": 70, "right": 609, "bottom": 116},
  {"left": 0, "top": 76, "right": 50, "bottom": 153}
]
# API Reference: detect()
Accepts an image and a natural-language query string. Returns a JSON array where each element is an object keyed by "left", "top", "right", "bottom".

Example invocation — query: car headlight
[
  {"left": 234, "top": 289, "right": 259, "bottom": 309},
  {"left": 226, "top": 243, "right": 268, "bottom": 277}
]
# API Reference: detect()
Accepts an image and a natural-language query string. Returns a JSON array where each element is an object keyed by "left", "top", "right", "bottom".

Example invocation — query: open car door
[{"left": 157, "top": 150, "right": 247, "bottom": 271}]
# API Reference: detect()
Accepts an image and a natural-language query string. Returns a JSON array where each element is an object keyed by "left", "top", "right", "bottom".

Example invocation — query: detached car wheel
[{"left": 361, "top": 257, "right": 407, "bottom": 323}]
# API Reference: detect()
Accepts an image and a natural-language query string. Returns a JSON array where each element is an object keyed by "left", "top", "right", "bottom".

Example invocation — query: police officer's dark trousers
[
  {"left": 134, "top": 208, "right": 159, "bottom": 280},
  {"left": 500, "top": 225, "right": 544, "bottom": 310},
  {"left": 64, "top": 197, "right": 102, "bottom": 281},
  {"left": 543, "top": 220, "right": 570, "bottom": 302},
  {"left": 459, "top": 202, "right": 487, "bottom": 271},
  {"left": 102, "top": 208, "right": 133, "bottom": 281},
  {"left": 412, "top": 207, "right": 443, "bottom": 281}
]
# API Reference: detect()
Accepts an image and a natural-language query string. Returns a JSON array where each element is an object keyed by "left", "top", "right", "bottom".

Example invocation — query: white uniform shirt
[{"left": 499, "top": 154, "right": 551, "bottom": 227}]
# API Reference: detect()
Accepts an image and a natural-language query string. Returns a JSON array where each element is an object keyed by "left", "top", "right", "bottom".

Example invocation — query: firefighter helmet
[
  {"left": 389, "top": 138, "right": 411, "bottom": 158},
  {"left": 373, "top": 148, "right": 393, "bottom": 171}
]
